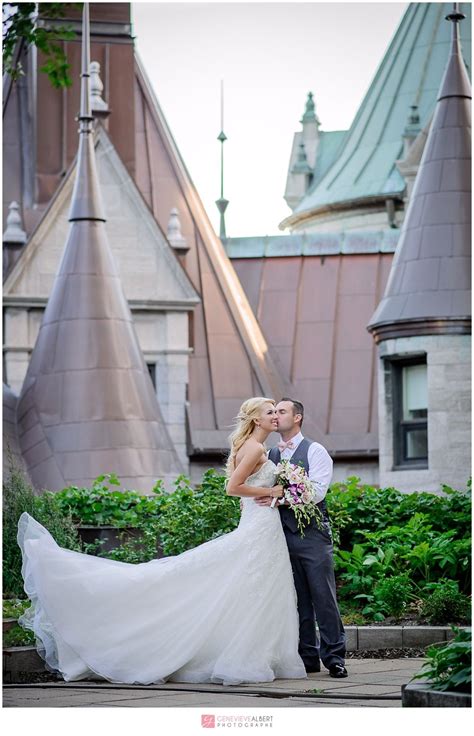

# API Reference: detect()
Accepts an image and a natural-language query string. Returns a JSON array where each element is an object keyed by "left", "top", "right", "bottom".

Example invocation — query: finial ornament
[
  {"left": 90, "top": 60, "right": 109, "bottom": 114},
  {"left": 445, "top": 2, "right": 465, "bottom": 23},
  {"left": 68, "top": 3, "right": 106, "bottom": 222},
  {"left": 216, "top": 79, "right": 229, "bottom": 239},
  {"left": 3, "top": 201, "right": 27, "bottom": 243},
  {"left": 167, "top": 207, "right": 189, "bottom": 254}
]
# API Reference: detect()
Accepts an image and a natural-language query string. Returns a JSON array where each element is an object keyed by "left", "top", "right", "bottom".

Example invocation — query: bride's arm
[{"left": 226, "top": 447, "right": 283, "bottom": 499}]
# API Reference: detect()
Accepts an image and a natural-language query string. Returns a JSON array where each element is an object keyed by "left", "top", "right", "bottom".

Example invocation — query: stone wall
[{"left": 377, "top": 334, "right": 471, "bottom": 493}]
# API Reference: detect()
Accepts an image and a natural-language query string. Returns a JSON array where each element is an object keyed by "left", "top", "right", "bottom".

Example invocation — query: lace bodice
[
  {"left": 244, "top": 458, "right": 277, "bottom": 487},
  {"left": 239, "top": 459, "right": 280, "bottom": 528}
]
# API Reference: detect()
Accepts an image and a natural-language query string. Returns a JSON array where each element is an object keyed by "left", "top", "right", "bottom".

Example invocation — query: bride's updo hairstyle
[{"left": 225, "top": 397, "right": 275, "bottom": 477}]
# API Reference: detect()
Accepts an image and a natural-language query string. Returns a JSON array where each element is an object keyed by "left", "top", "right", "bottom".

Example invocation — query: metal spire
[
  {"left": 215, "top": 79, "right": 229, "bottom": 240},
  {"left": 15, "top": 2, "right": 183, "bottom": 492},
  {"left": 68, "top": 2, "right": 105, "bottom": 221},
  {"left": 368, "top": 1, "right": 471, "bottom": 342},
  {"left": 438, "top": 2, "right": 471, "bottom": 101}
]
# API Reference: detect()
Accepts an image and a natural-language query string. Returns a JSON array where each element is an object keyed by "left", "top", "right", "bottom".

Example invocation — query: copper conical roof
[
  {"left": 15, "top": 4, "right": 183, "bottom": 492},
  {"left": 368, "top": 5, "right": 471, "bottom": 341}
]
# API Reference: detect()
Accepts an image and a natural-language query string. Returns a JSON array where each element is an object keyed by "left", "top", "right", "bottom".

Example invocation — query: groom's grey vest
[{"left": 269, "top": 438, "right": 329, "bottom": 534}]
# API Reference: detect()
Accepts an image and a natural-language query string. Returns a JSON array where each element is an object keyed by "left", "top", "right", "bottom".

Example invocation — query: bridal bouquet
[{"left": 270, "top": 460, "right": 323, "bottom": 537}]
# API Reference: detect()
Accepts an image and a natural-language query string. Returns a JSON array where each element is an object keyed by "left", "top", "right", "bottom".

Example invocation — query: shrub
[
  {"left": 411, "top": 627, "right": 471, "bottom": 693},
  {"left": 53, "top": 469, "right": 240, "bottom": 562},
  {"left": 3, "top": 623, "right": 35, "bottom": 647},
  {"left": 3, "top": 599, "right": 30, "bottom": 619},
  {"left": 326, "top": 477, "right": 471, "bottom": 547},
  {"left": 54, "top": 473, "right": 167, "bottom": 527},
  {"left": 374, "top": 574, "right": 414, "bottom": 619},
  {"left": 327, "top": 477, "right": 471, "bottom": 616},
  {"left": 153, "top": 470, "right": 240, "bottom": 557},
  {"left": 3, "top": 456, "right": 81, "bottom": 599},
  {"left": 420, "top": 580, "right": 471, "bottom": 625}
]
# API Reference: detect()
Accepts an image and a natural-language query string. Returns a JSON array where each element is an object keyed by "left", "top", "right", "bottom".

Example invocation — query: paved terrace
[{"left": 4, "top": 657, "right": 424, "bottom": 708}]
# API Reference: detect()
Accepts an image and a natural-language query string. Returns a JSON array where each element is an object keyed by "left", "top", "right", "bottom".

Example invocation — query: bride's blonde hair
[{"left": 225, "top": 397, "right": 275, "bottom": 477}]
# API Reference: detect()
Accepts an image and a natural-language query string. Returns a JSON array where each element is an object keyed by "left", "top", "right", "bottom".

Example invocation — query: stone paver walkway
[{"left": 3, "top": 658, "right": 424, "bottom": 707}]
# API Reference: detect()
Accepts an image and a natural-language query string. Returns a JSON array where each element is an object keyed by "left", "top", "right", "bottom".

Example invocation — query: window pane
[
  {"left": 405, "top": 427, "right": 428, "bottom": 460},
  {"left": 146, "top": 363, "right": 156, "bottom": 388},
  {"left": 402, "top": 364, "right": 427, "bottom": 420}
]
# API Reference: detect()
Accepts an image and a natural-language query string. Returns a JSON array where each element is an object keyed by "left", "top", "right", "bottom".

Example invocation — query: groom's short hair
[{"left": 281, "top": 397, "right": 304, "bottom": 428}]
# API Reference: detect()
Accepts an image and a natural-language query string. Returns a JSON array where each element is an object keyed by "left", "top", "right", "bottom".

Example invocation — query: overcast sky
[{"left": 132, "top": 1, "right": 408, "bottom": 237}]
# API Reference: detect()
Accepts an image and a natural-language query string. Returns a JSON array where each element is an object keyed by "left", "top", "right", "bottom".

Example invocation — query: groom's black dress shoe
[
  {"left": 329, "top": 664, "right": 348, "bottom": 678},
  {"left": 304, "top": 661, "right": 321, "bottom": 673}
]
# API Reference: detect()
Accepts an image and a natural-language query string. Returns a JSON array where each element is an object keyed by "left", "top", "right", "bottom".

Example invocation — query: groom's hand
[{"left": 254, "top": 496, "right": 273, "bottom": 507}]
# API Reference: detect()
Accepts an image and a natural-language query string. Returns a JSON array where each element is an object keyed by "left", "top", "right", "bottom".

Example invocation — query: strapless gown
[{"left": 16, "top": 459, "right": 307, "bottom": 685}]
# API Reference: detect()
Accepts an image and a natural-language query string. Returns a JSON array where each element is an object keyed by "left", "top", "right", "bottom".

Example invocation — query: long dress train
[{"left": 16, "top": 459, "right": 307, "bottom": 685}]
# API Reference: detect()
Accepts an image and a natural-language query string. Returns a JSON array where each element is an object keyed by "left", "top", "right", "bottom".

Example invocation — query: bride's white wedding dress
[{"left": 17, "top": 459, "right": 307, "bottom": 685}]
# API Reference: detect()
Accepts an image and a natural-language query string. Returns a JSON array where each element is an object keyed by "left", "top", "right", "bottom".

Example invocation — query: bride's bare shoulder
[{"left": 235, "top": 438, "right": 266, "bottom": 468}]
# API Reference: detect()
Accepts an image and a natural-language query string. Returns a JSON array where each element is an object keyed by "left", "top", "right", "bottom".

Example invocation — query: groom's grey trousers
[{"left": 269, "top": 442, "right": 346, "bottom": 670}]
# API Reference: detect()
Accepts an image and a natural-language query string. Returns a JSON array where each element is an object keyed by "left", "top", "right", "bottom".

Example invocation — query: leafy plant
[
  {"left": 55, "top": 469, "right": 240, "bottom": 562},
  {"left": 374, "top": 574, "right": 415, "bottom": 619},
  {"left": 327, "top": 477, "right": 471, "bottom": 617},
  {"left": 411, "top": 627, "right": 471, "bottom": 693},
  {"left": 3, "top": 3, "right": 82, "bottom": 87},
  {"left": 3, "top": 623, "right": 35, "bottom": 647},
  {"left": 54, "top": 473, "right": 167, "bottom": 528},
  {"left": 3, "top": 599, "right": 31, "bottom": 620},
  {"left": 326, "top": 478, "right": 471, "bottom": 552},
  {"left": 420, "top": 580, "right": 471, "bottom": 625},
  {"left": 153, "top": 470, "right": 240, "bottom": 557},
  {"left": 3, "top": 452, "right": 81, "bottom": 598},
  {"left": 335, "top": 543, "right": 397, "bottom": 603}
]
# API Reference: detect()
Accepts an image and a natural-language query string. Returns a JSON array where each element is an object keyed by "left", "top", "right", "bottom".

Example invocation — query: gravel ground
[{"left": 347, "top": 647, "right": 427, "bottom": 659}]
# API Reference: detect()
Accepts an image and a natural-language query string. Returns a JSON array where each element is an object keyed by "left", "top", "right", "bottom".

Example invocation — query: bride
[{"left": 16, "top": 397, "right": 307, "bottom": 685}]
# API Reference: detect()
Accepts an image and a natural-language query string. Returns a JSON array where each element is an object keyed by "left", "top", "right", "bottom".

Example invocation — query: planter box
[
  {"left": 77, "top": 525, "right": 163, "bottom": 557},
  {"left": 3, "top": 618, "right": 17, "bottom": 634},
  {"left": 3, "top": 646, "right": 45, "bottom": 683},
  {"left": 343, "top": 625, "right": 468, "bottom": 651},
  {"left": 402, "top": 682, "right": 471, "bottom": 707}
]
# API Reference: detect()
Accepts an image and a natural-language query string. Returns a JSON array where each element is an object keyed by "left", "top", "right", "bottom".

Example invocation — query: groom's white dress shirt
[{"left": 278, "top": 431, "right": 333, "bottom": 504}]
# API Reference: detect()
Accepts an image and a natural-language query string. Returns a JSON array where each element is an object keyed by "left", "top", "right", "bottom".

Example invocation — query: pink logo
[{"left": 201, "top": 715, "right": 215, "bottom": 728}]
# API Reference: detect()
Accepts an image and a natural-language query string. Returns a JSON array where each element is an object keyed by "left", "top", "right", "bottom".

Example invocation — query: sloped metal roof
[
  {"left": 133, "top": 56, "right": 287, "bottom": 453},
  {"left": 368, "top": 6, "right": 471, "bottom": 340},
  {"left": 286, "top": 2, "right": 472, "bottom": 223},
  {"left": 231, "top": 249, "right": 394, "bottom": 455}
]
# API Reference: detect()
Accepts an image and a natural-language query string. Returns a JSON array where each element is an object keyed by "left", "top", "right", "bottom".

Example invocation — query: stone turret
[{"left": 367, "top": 4, "right": 471, "bottom": 492}]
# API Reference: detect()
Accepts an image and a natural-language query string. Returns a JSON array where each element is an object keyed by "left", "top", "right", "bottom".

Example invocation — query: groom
[{"left": 255, "top": 398, "right": 347, "bottom": 678}]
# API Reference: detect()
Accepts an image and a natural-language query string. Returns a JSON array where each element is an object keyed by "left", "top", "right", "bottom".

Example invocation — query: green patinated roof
[
  {"left": 294, "top": 2, "right": 472, "bottom": 215},
  {"left": 311, "top": 129, "right": 347, "bottom": 189},
  {"left": 226, "top": 229, "right": 399, "bottom": 258}
]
